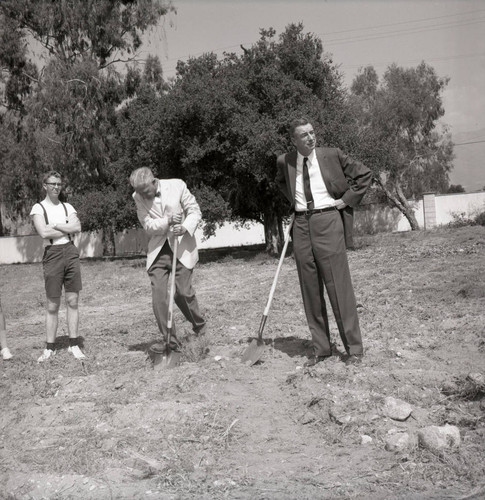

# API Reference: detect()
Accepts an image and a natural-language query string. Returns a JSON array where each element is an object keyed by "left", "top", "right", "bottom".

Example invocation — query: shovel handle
[
  {"left": 167, "top": 236, "right": 178, "bottom": 332},
  {"left": 262, "top": 214, "right": 295, "bottom": 318}
]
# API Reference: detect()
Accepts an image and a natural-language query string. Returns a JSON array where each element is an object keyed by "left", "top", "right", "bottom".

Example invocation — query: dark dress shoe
[
  {"left": 150, "top": 341, "right": 180, "bottom": 353},
  {"left": 150, "top": 342, "right": 167, "bottom": 354},
  {"left": 345, "top": 354, "right": 363, "bottom": 366},
  {"left": 304, "top": 355, "right": 331, "bottom": 367}
]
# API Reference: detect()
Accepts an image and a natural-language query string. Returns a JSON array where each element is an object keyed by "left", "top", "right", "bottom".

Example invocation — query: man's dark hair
[{"left": 289, "top": 117, "right": 311, "bottom": 138}]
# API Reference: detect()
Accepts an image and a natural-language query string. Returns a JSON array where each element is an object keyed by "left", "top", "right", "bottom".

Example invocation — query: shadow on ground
[
  {"left": 242, "top": 336, "right": 346, "bottom": 360},
  {"left": 127, "top": 339, "right": 163, "bottom": 363},
  {"left": 237, "top": 335, "right": 315, "bottom": 359}
]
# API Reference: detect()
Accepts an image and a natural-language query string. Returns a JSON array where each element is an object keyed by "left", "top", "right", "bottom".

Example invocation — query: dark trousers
[
  {"left": 147, "top": 241, "right": 206, "bottom": 339},
  {"left": 293, "top": 210, "right": 363, "bottom": 356}
]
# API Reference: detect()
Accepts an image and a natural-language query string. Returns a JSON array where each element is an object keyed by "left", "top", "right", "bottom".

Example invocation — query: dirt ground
[{"left": 1, "top": 226, "right": 484, "bottom": 500}]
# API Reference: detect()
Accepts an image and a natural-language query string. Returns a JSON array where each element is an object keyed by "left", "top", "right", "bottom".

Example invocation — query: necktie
[{"left": 302, "top": 157, "right": 314, "bottom": 210}]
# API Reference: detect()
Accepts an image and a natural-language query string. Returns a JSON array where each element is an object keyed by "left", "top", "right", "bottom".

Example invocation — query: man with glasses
[{"left": 30, "top": 171, "right": 85, "bottom": 362}]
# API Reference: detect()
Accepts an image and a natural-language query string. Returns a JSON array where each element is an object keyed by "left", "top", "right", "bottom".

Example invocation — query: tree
[
  {"left": 350, "top": 62, "right": 454, "bottom": 230},
  {"left": 0, "top": 0, "right": 175, "bottom": 250},
  {"left": 0, "top": 0, "right": 172, "bottom": 69},
  {"left": 447, "top": 184, "right": 465, "bottom": 193},
  {"left": 117, "top": 24, "right": 349, "bottom": 253}
]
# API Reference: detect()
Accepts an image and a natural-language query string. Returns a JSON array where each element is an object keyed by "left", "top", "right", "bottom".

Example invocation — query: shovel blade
[
  {"left": 241, "top": 339, "right": 265, "bottom": 366},
  {"left": 151, "top": 342, "right": 181, "bottom": 370},
  {"left": 153, "top": 350, "right": 181, "bottom": 370}
]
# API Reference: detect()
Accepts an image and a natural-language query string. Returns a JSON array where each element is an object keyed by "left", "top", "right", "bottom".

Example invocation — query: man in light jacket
[{"left": 130, "top": 167, "right": 206, "bottom": 347}]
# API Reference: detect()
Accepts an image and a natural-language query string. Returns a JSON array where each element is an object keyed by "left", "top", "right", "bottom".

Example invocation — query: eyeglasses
[{"left": 45, "top": 182, "right": 63, "bottom": 188}]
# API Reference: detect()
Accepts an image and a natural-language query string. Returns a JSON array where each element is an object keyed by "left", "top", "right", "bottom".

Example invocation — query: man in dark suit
[{"left": 276, "top": 117, "right": 372, "bottom": 366}]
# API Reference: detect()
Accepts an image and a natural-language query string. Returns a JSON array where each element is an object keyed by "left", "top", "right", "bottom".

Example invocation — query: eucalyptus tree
[
  {"left": 350, "top": 63, "right": 454, "bottom": 229},
  {"left": 0, "top": 0, "right": 174, "bottom": 250}
]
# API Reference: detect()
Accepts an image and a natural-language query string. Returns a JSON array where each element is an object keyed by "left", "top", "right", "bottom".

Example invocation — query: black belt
[{"left": 295, "top": 207, "right": 337, "bottom": 216}]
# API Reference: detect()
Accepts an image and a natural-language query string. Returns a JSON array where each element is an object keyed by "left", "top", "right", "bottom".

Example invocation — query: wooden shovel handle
[
  {"left": 261, "top": 214, "right": 295, "bottom": 320},
  {"left": 167, "top": 237, "right": 178, "bottom": 331}
]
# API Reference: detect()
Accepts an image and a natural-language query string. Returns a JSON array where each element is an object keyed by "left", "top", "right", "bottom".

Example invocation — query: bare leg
[
  {"left": 46, "top": 296, "right": 61, "bottom": 343},
  {"left": 65, "top": 292, "right": 79, "bottom": 339},
  {"left": 0, "top": 301, "right": 7, "bottom": 349},
  {"left": 0, "top": 301, "right": 13, "bottom": 359}
]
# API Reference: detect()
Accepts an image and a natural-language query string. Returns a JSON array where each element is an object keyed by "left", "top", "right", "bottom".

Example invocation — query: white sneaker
[
  {"left": 37, "top": 349, "right": 55, "bottom": 363},
  {"left": 68, "top": 345, "right": 85, "bottom": 360},
  {"left": 1, "top": 347, "right": 13, "bottom": 360}
]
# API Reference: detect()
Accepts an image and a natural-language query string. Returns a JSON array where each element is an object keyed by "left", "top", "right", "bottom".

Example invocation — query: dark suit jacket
[{"left": 276, "top": 147, "right": 372, "bottom": 249}]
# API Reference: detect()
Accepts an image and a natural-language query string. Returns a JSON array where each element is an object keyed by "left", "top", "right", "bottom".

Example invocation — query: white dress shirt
[{"left": 295, "top": 150, "right": 336, "bottom": 211}]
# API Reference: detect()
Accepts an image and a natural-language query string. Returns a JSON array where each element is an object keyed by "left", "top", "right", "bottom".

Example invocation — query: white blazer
[{"left": 133, "top": 179, "right": 201, "bottom": 270}]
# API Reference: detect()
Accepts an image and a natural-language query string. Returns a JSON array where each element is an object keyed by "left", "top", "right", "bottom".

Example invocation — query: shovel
[
  {"left": 241, "top": 215, "right": 295, "bottom": 365},
  {"left": 152, "top": 236, "right": 182, "bottom": 370}
]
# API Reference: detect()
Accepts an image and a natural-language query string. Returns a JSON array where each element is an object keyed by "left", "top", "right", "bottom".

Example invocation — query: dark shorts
[{"left": 42, "top": 242, "right": 82, "bottom": 298}]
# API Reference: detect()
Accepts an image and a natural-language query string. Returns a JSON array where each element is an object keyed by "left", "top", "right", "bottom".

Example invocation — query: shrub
[
  {"left": 474, "top": 211, "right": 485, "bottom": 226},
  {"left": 447, "top": 211, "right": 476, "bottom": 228}
]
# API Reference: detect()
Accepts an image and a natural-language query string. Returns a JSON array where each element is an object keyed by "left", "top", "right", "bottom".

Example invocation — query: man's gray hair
[{"left": 130, "top": 167, "right": 155, "bottom": 188}]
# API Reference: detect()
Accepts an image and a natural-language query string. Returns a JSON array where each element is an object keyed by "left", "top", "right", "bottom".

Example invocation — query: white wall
[
  {"left": 353, "top": 191, "right": 485, "bottom": 234},
  {"left": 434, "top": 192, "right": 485, "bottom": 225},
  {"left": 394, "top": 192, "right": 485, "bottom": 230}
]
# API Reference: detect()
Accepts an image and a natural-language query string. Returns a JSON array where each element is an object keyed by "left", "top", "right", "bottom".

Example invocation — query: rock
[
  {"left": 329, "top": 408, "right": 352, "bottom": 425},
  {"left": 361, "top": 435, "right": 373, "bottom": 445},
  {"left": 467, "top": 372, "right": 485, "bottom": 387},
  {"left": 385, "top": 432, "right": 411, "bottom": 452},
  {"left": 441, "top": 380, "right": 459, "bottom": 395},
  {"left": 417, "top": 424, "right": 461, "bottom": 454},
  {"left": 299, "top": 411, "right": 316, "bottom": 425},
  {"left": 383, "top": 396, "right": 413, "bottom": 421}
]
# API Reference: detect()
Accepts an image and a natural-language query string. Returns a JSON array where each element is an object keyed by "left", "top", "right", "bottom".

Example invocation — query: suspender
[{"left": 39, "top": 201, "right": 71, "bottom": 245}]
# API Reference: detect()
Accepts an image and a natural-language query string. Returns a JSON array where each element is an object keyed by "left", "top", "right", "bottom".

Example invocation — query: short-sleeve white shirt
[{"left": 30, "top": 201, "right": 77, "bottom": 247}]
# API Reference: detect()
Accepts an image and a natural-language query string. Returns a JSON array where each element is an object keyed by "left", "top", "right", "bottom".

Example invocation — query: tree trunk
[
  {"left": 0, "top": 203, "right": 4, "bottom": 237},
  {"left": 277, "top": 217, "right": 284, "bottom": 253},
  {"left": 263, "top": 210, "right": 282, "bottom": 255},
  {"left": 102, "top": 225, "right": 116, "bottom": 256},
  {"left": 375, "top": 177, "right": 420, "bottom": 230}
]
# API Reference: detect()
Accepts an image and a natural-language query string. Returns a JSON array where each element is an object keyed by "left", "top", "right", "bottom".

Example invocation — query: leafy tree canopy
[
  {"left": 447, "top": 184, "right": 465, "bottom": 193},
  {"left": 0, "top": 0, "right": 173, "bottom": 249},
  {"left": 350, "top": 61, "right": 454, "bottom": 229}
]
